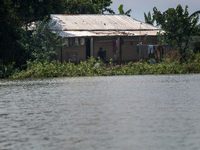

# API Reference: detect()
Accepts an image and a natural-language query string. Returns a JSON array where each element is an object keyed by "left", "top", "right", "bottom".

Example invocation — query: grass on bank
[{"left": 10, "top": 52, "right": 200, "bottom": 79}]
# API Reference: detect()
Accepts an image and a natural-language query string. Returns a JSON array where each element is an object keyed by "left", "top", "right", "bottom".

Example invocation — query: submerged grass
[{"left": 11, "top": 53, "right": 200, "bottom": 79}]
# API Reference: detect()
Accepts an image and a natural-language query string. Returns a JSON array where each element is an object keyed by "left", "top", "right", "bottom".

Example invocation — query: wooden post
[
  {"left": 117, "top": 37, "right": 120, "bottom": 64},
  {"left": 90, "top": 37, "right": 94, "bottom": 58},
  {"left": 139, "top": 24, "right": 141, "bottom": 61},
  {"left": 139, "top": 45, "right": 140, "bottom": 61},
  {"left": 120, "top": 37, "right": 122, "bottom": 63}
]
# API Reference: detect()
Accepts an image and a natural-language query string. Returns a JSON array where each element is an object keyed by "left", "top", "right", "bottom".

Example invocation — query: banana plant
[
  {"left": 190, "top": 10, "right": 200, "bottom": 19},
  {"left": 144, "top": 11, "right": 155, "bottom": 25},
  {"left": 118, "top": 4, "right": 131, "bottom": 17}
]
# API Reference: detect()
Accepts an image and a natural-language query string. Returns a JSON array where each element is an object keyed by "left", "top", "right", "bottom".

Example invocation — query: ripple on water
[{"left": 0, "top": 75, "right": 200, "bottom": 150}]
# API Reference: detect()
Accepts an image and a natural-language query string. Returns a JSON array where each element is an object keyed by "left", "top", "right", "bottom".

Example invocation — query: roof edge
[{"left": 50, "top": 29, "right": 161, "bottom": 31}]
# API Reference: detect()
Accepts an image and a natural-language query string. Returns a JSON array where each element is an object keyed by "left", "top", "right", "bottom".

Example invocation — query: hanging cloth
[
  {"left": 148, "top": 45, "right": 153, "bottom": 54},
  {"left": 113, "top": 40, "right": 117, "bottom": 53},
  {"left": 140, "top": 45, "right": 148, "bottom": 58},
  {"left": 80, "top": 38, "right": 85, "bottom": 45},
  {"left": 74, "top": 38, "right": 79, "bottom": 46},
  {"left": 136, "top": 44, "right": 139, "bottom": 54},
  {"left": 63, "top": 38, "right": 69, "bottom": 46}
]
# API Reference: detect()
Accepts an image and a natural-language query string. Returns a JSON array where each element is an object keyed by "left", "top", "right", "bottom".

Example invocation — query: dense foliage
[
  {"left": 153, "top": 5, "right": 199, "bottom": 59},
  {"left": 10, "top": 52, "right": 200, "bottom": 79},
  {"left": 63, "top": 0, "right": 114, "bottom": 14},
  {"left": 144, "top": 11, "right": 155, "bottom": 25},
  {"left": 0, "top": 0, "right": 114, "bottom": 70},
  {"left": 1, "top": 2, "right": 200, "bottom": 79},
  {"left": 18, "top": 17, "right": 63, "bottom": 63},
  {"left": 118, "top": 4, "right": 131, "bottom": 17},
  {"left": 92, "top": 0, "right": 114, "bottom": 14}
]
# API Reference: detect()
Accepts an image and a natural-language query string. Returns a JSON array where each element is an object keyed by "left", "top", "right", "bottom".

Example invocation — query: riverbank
[{"left": 10, "top": 53, "right": 200, "bottom": 79}]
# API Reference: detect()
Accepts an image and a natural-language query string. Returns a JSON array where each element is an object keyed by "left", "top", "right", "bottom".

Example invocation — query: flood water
[{"left": 0, "top": 74, "right": 200, "bottom": 150}]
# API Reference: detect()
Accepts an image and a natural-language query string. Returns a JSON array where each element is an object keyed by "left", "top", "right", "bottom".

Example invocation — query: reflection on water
[{"left": 1, "top": 75, "right": 200, "bottom": 150}]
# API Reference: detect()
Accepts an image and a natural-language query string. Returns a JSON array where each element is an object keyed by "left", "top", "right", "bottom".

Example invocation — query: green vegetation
[
  {"left": 1, "top": 2, "right": 200, "bottom": 79},
  {"left": 153, "top": 5, "right": 200, "bottom": 60},
  {"left": 10, "top": 52, "right": 200, "bottom": 79},
  {"left": 17, "top": 17, "right": 64, "bottom": 63},
  {"left": 0, "top": 61, "right": 15, "bottom": 78},
  {"left": 0, "top": 0, "right": 114, "bottom": 71},
  {"left": 144, "top": 11, "right": 155, "bottom": 25},
  {"left": 118, "top": 4, "right": 131, "bottom": 17},
  {"left": 63, "top": 0, "right": 114, "bottom": 14}
]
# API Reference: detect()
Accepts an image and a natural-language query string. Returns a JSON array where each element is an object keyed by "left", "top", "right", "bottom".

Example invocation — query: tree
[
  {"left": 0, "top": 0, "right": 23, "bottom": 66},
  {"left": 190, "top": 10, "right": 200, "bottom": 35},
  {"left": 190, "top": 10, "right": 200, "bottom": 19},
  {"left": 64, "top": 0, "right": 98, "bottom": 14},
  {"left": 153, "top": 5, "right": 199, "bottom": 60},
  {"left": 144, "top": 11, "right": 155, "bottom": 25},
  {"left": 118, "top": 4, "right": 131, "bottom": 17},
  {"left": 10, "top": 0, "right": 66, "bottom": 31},
  {"left": 0, "top": 0, "right": 115, "bottom": 68},
  {"left": 63, "top": 0, "right": 114, "bottom": 14},
  {"left": 0, "top": 0, "right": 65, "bottom": 67},
  {"left": 92, "top": 0, "right": 114, "bottom": 14},
  {"left": 18, "top": 17, "right": 63, "bottom": 63}
]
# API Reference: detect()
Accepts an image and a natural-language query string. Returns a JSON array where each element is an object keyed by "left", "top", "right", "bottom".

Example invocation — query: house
[{"left": 50, "top": 14, "right": 160, "bottom": 63}]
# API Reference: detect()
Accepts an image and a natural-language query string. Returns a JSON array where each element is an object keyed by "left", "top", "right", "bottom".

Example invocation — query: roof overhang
[{"left": 53, "top": 30, "right": 159, "bottom": 37}]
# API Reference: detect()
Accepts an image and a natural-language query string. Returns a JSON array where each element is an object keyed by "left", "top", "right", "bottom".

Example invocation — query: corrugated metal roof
[
  {"left": 58, "top": 31, "right": 135, "bottom": 37},
  {"left": 58, "top": 31, "right": 96, "bottom": 37},
  {"left": 50, "top": 14, "right": 160, "bottom": 32},
  {"left": 57, "top": 30, "right": 158, "bottom": 37}
]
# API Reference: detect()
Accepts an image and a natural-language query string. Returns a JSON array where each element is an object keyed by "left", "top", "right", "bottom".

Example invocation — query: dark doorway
[{"left": 86, "top": 38, "right": 90, "bottom": 59}]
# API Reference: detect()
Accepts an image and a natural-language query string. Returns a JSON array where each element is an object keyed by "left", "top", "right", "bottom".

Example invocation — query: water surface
[{"left": 1, "top": 75, "right": 200, "bottom": 150}]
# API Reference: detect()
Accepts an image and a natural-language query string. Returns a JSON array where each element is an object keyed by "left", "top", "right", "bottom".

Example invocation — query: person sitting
[{"left": 97, "top": 47, "right": 107, "bottom": 63}]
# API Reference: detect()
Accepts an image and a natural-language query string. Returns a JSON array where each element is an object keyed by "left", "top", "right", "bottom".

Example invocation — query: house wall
[
  {"left": 58, "top": 38, "right": 86, "bottom": 63},
  {"left": 93, "top": 36, "right": 157, "bottom": 62},
  {"left": 55, "top": 36, "right": 157, "bottom": 63},
  {"left": 121, "top": 36, "right": 157, "bottom": 62},
  {"left": 62, "top": 45, "right": 86, "bottom": 63},
  {"left": 121, "top": 37, "right": 139, "bottom": 61},
  {"left": 93, "top": 37, "right": 115, "bottom": 62}
]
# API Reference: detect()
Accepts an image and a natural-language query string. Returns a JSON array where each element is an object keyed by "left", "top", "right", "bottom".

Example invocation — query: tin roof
[
  {"left": 56, "top": 30, "right": 159, "bottom": 37},
  {"left": 50, "top": 14, "right": 160, "bottom": 36}
]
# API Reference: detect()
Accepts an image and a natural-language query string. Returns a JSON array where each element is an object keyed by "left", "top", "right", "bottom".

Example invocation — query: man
[{"left": 97, "top": 47, "right": 106, "bottom": 62}]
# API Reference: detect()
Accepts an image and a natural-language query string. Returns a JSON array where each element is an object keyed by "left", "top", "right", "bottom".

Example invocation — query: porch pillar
[{"left": 90, "top": 37, "right": 94, "bottom": 58}]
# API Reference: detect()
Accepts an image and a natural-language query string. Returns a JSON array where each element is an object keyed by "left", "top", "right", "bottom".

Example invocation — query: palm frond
[
  {"left": 190, "top": 10, "right": 200, "bottom": 19},
  {"left": 118, "top": 4, "right": 123, "bottom": 14}
]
